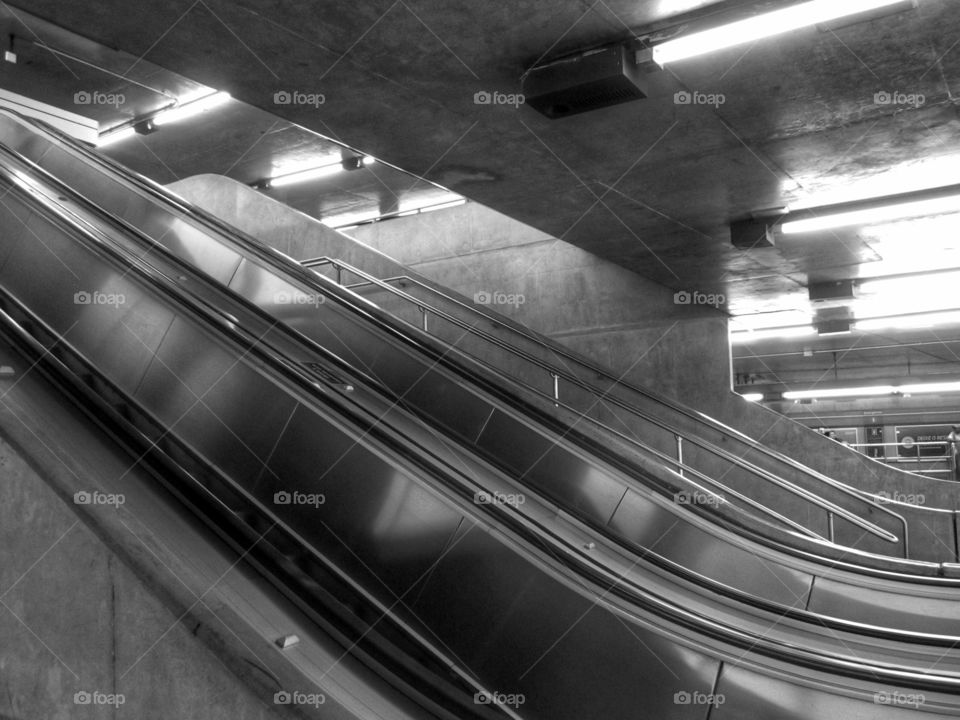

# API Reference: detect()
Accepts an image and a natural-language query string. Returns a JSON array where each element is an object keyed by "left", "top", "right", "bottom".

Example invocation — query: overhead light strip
[
  {"left": 733, "top": 183, "right": 960, "bottom": 243},
  {"left": 782, "top": 194, "right": 960, "bottom": 234},
  {"left": 652, "top": 0, "right": 906, "bottom": 65},
  {"left": 93, "top": 88, "right": 231, "bottom": 147},
  {"left": 263, "top": 154, "right": 375, "bottom": 188},
  {"left": 151, "top": 90, "right": 231, "bottom": 126},
  {"left": 854, "top": 309, "right": 960, "bottom": 331},
  {"left": 269, "top": 161, "right": 344, "bottom": 188},
  {"left": 730, "top": 325, "right": 816, "bottom": 343},
  {"left": 95, "top": 126, "right": 136, "bottom": 147},
  {"left": 783, "top": 381, "right": 960, "bottom": 400}
]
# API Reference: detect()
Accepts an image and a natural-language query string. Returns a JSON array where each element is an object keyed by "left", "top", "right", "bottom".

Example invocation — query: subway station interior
[{"left": 2, "top": 0, "right": 960, "bottom": 717}]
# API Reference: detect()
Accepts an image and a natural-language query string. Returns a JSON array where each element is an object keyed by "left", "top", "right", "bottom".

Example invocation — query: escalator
[
  {"left": 0, "top": 112, "right": 917, "bottom": 563},
  {"left": 1, "top": 109, "right": 960, "bottom": 718}
]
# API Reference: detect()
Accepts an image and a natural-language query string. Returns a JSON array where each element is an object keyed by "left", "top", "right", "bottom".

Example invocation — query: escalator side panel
[
  {"left": 0, "top": 210, "right": 176, "bottom": 394},
  {"left": 410, "top": 520, "right": 721, "bottom": 719},
  {"left": 132, "top": 315, "right": 298, "bottom": 488},
  {"left": 0, "top": 120, "right": 54, "bottom": 164},
  {"left": 0, "top": 192, "right": 37, "bottom": 272},
  {"left": 807, "top": 576, "right": 960, "bottom": 635},
  {"left": 713, "top": 663, "right": 954, "bottom": 719},
  {"left": 259, "top": 402, "right": 466, "bottom": 600},
  {"left": 608, "top": 490, "right": 814, "bottom": 609},
  {"left": 475, "top": 409, "right": 628, "bottom": 527},
  {"left": 28, "top": 142, "right": 247, "bottom": 287},
  {"left": 228, "top": 256, "right": 499, "bottom": 444},
  {"left": 122, "top": 203, "right": 246, "bottom": 287}
]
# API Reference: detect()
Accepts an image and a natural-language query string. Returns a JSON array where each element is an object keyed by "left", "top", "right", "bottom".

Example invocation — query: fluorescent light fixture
[
  {"left": 397, "top": 192, "right": 464, "bottom": 214},
  {"left": 95, "top": 126, "right": 136, "bottom": 147},
  {"left": 418, "top": 198, "right": 466, "bottom": 213},
  {"left": 152, "top": 90, "right": 231, "bottom": 126},
  {"left": 816, "top": 319, "right": 852, "bottom": 336},
  {"left": 857, "top": 270, "right": 960, "bottom": 296},
  {"left": 730, "top": 309, "right": 813, "bottom": 332},
  {"left": 652, "top": 0, "right": 904, "bottom": 65},
  {"left": 269, "top": 162, "right": 343, "bottom": 188},
  {"left": 741, "top": 393, "right": 764, "bottom": 402},
  {"left": 898, "top": 381, "right": 960, "bottom": 395},
  {"left": 783, "top": 380, "right": 960, "bottom": 400},
  {"left": 854, "top": 309, "right": 960, "bottom": 332},
  {"left": 791, "top": 155, "right": 960, "bottom": 212},
  {"left": 730, "top": 325, "right": 816, "bottom": 343},
  {"left": 320, "top": 208, "right": 383, "bottom": 228},
  {"left": 320, "top": 192, "right": 466, "bottom": 228},
  {"left": 782, "top": 194, "right": 960, "bottom": 234},
  {"left": 783, "top": 385, "right": 895, "bottom": 400}
]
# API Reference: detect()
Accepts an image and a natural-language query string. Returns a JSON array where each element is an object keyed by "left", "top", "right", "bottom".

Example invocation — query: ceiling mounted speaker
[
  {"left": 816, "top": 319, "right": 852, "bottom": 336},
  {"left": 523, "top": 44, "right": 647, "bottom": 119},
  {"left": 730, "top": 217, "right": 777, "bottom": 249},
  {"left": 809, "top": 279, "right": 856, "bottom": 302}
]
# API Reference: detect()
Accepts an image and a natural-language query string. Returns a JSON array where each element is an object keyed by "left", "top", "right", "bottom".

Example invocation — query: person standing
[{"left": 948, "top": 426, "right": 960, "bottom": 482}]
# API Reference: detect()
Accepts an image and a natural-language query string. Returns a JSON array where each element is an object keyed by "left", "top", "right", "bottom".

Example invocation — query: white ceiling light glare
[
  {"left": 95, "top": 126, "right": 137, "bottom": 147},
  {"left": 784, "top": 380, "right": 960, "bottom": 400},
  {"left": 397, "top": 192, "right": 466, "bottom": 215},
  {"left": 857, "top": 271, "right": 960, "bottom": 297},
  {"left": 269, "top": 161, "right": 343, "bottom": 188},
  {"left": 783, "top": 385, "right": 895, "bottom": 400},
  {"left": 652, "top": 0, "right": 905, "bottom": 65},
  {"left": 320, "top": 208, "right": 384, "bottom": 229},
  {"left": 898, "top": 381, "right": 960, "bottom": 395},
  {"left": 854, "top": 309, "right": 960, "bottom": 332},
  {"left": 730, "top": 325, "right": 817, "bottom": 343},
  {"left": 729, "top": 310, "right": 816, "bottom": 343},
  {"left": 740, "top": 393, "right": 764, "bottom": 402},
  {"left": 152, "top": 90, "right": 232, "bottom": 126},
  {"left": 791, "top": 154, "right": 960, "bottom": 212},
  {"left": 782, "top": 193, "right": 960, "bottom": 234}
]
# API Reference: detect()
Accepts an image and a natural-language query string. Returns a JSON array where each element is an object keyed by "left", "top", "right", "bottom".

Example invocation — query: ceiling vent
[{"left": 523, "top": 44, "right": 647, "bottom": 119}]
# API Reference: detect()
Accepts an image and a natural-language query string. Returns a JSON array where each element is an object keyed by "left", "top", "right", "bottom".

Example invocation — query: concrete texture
[
  {"left": 0, "top": 430, "right": 283, "bottom": 719},
  {"left": 0, "top": 332, "right": 426, "bottom": 720},
  {"left": 168, "top": 173, "right": 960, "bottom": 512},
  {"left": 18, "top": 0, "right": 960, "bottom": 318},
  {"left": 170, "top": 174, "right": 732, "bottom": 412}
]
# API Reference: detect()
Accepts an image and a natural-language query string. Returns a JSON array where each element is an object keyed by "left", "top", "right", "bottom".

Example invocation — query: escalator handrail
[
  {"left": 299, "top": 257, "right": 908, "bottom": 547},
  {"left": 306, "top": 257, "right": 928, "bottom": 501},
  {"left": 0, "top": 111, "right": 907, "bottom": 550},
  {"left": 10, "top": 136, "right": 960, "bottom": 693},
  {"left": 0, "top": 177, "right": 525, "bottom": 720},
  {"left": 0, "top": 126, "right": 918, "bottom": 584},
  {"left": 2, "top": 213, "right": 957, "bottom": 697}
]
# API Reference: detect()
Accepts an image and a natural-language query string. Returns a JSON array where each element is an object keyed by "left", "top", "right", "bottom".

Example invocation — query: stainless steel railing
[
  {"left": 0, "top": 110, "right": 907, "bottom": 555},
  {"left": 303, "top": 256, "right": 908, "bottom": 551}
]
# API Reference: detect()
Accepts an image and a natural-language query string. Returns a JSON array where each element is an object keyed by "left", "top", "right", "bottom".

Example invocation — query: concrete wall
[
  {"left": 0, "top": 432, "right": 284, "bottom": 720},
  {"left": 169, "top": 175, "right": 731, "bottom": 411},
  {"left": 168, "top": 175, "right": 960, "bottom": 506},
  {"left": 348, "top": 202, "right": 732, "bottom": 412}
]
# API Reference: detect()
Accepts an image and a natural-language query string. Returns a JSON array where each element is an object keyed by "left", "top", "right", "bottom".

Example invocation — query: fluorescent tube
[{"left": 653, "top": 0, "right": 908, "bottom": 65}]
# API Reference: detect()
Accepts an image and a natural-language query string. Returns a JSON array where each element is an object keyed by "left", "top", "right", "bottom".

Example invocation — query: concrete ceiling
[
  {"left": 7, "top": 0, "right": 960, "bottom": 402},
  {"left": 0, "top": 5, "right": 457, "bottom": 225},
  {"left": 13, "top": 0, "right": 960, "bottom": 307}
]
